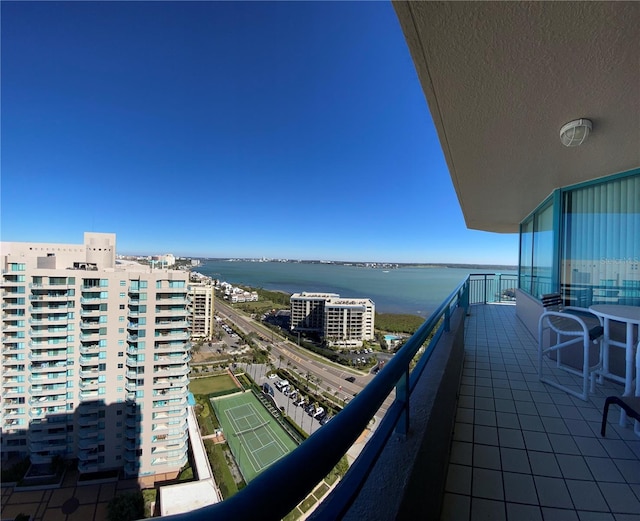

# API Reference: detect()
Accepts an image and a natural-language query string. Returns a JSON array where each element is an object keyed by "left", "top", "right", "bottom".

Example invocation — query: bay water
[{"left": 198, "top": 261, "right": 514, "bottom": 317}]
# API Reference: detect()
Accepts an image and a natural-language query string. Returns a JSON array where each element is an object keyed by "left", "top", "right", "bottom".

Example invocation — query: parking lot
[{"left": 245, "top": 365, "right": 330, "bottom": 436}]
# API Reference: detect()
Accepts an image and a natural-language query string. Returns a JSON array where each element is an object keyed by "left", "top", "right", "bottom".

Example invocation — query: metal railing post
[
  {"left": 484, "top": 274, "right": 488, "bottom": 304},
  {"left": 444, "top": 304, "right": 451, "bottom": 333},
  {"left": 395, "top": 369, "right": 410, "bottom": 437}
]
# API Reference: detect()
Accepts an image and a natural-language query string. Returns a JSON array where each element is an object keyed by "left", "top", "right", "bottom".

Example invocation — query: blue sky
[{"left": 1, "top": 1, "right": 519, "bottom": 265}]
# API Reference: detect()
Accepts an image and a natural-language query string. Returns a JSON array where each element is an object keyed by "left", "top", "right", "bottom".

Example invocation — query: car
[
  {"left": 268, "top": 373, "right": 278, "bottom": 379},
  {"left": 313, "top": 407, "right": 324, "bottom": 418},
  {"left": 315, "top": 410, "right": 327, "bottom": 421},
  {"left": 296, "top": 398, "right": 306, "bottom": 407},
  {"left": 345, "top": 376, "right": 356, "bottom": 383},
  {"left": 320, "top": 415, "right": 332, "bottom": 425}
]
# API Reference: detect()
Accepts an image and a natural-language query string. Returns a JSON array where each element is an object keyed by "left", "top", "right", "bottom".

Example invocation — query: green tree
[{"left": 107, "top": 492, "right": 144, "bottom": 521}]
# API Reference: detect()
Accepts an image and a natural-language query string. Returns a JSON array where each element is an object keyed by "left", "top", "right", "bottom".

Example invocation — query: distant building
[
  {"left": 290, "top": 293, "right": 340, "bottom": 333},
  {"left": 290, "top": 292, "right": 375, "bottom": 348},
  {"left": 188, "top": 281, "right": 215, "bottom": 339},
  {"left": 1, "top": 232, "right": 191, "bottom": 486},
  {"left": 151, "top": 254, "right": 175, "bottom": 267}
]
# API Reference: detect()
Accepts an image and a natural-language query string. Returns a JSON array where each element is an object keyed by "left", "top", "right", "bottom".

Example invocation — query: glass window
[{"left": 562, "top": 173, "right": 640, "bottom": 306}]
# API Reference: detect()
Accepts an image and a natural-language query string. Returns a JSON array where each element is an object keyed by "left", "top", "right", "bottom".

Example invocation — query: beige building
[
  {"left": 290, "top": 292, "right": 375, "bottom": 347},
  {"left": 188, "top": 281, "right": 215, "bottom": 339},
  {"left": 1, "top": 232, "right": 191, "bottom": 484}
]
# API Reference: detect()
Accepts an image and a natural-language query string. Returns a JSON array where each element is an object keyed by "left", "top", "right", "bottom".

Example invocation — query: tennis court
[{"left": 211, "top": 392, "right": 299, "bottom": 482}]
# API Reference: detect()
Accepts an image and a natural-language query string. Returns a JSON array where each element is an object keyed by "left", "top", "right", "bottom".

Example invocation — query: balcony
[
  {"left": 153, "top": 364, "right": 190, "bottom": 377},
  {"left": 169, "top": 276, "right": 640, "bottom": 521},
  {"left": 155, "top": 306, "right": 189, "bottom": 318},
  {"left": 155, "top": 319, "right": 189, "bottom": 329},
  {"left": 80, "top": 308, "right": 101, "bottom": 317},
  {"left": 155, "top": 330, "right": 189, "bottom": 341}
]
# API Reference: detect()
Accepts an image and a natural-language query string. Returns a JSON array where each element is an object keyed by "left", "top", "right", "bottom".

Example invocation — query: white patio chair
[{"left": 538, "top": 293, "right": 604, "bottom": 400}]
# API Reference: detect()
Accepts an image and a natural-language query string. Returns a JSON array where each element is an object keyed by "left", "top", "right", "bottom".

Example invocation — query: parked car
[
  {"left": 313, "top": 407, "right": 325, "bottom": 418},
  {"left": 320, "top": 415, "right": 332, "bottom": 425}
]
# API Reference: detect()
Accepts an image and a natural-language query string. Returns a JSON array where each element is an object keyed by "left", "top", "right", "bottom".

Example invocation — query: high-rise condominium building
[
  {"left": 1, "top": 232, "right": 191, "bottom": 485},
  {"left": 290, "top": 292, "right": 375, "bottom": 347},
  {"left": 188, "top": 281, "right": 215, "bottom": 340}
]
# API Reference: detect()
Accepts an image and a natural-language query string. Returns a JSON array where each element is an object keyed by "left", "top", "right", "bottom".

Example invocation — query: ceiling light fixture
[{"left": 560, "top": 118, "right": 592, "bottom": 147}]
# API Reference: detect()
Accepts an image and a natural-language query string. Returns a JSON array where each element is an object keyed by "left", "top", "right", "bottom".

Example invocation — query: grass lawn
[{"left": 189, "top": 373, "right": 239, "bottom": 395}]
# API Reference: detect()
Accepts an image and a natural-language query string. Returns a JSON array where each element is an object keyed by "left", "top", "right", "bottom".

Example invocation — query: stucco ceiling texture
[{"left": 394, "top": 1, "right": 640, "bottom": 233}]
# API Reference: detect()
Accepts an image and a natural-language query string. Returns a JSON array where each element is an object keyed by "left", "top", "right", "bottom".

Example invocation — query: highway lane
[{"left": 214, "top": 299, "right": 393, "bottom": 415}]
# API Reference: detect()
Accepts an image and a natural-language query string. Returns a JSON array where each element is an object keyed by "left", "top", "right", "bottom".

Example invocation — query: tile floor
[{"left": 441, "top": 303, "right": 640, "bottom": 521}]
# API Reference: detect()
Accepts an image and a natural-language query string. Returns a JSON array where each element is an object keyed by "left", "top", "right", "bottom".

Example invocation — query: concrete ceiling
[{"left": 393, "top": 1, "right": 640, "bottom": 233}]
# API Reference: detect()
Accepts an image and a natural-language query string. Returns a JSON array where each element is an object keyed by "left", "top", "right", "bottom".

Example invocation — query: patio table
[{"left": 589, "top": 304, "right": 640, "bottom": 428}]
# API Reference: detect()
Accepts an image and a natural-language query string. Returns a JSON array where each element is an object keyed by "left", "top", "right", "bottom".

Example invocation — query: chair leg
[{"left": 601, "top": 396, "right": 614, "bottom": 436}]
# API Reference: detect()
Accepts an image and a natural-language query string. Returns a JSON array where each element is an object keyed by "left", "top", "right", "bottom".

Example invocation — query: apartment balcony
[
  {"left": 78, "top": 437, "right": 99, "bottom": 450},
  {"left": 172, "top": 276, "right": 640, "bottom": 521},
  {"left": 29, "top": 349, "right": 67, "bottom": 361},
  {"left": 1, "top": 278, "right": 23, "bottom": 288},
  {"left": 152, "top": 397, "right": 187, "bottom": 410},
  {"left": 126, "top": 426, "right": 142, "bottom": 439},
  {"left": 3, "top": 407, "right": 25, "bottom": 417},
  {"left": 152, "top": 430, "right": 188, "bottom": 445},
  {"left": 78, "top": 461, "right": 100, "bottom": 474},
  {"left": 79, "top": 332, "right": 100, "bottom": 341},
  {"left": 79, "top": 369, "right": 101, "bottom": 380},
  {"left": 152, "top": 453, "right": 188, "bottom": 468},
  {"left": 30, "top": 361, "right": 67, "bottom": 373},
  {"left": 80, "top": 307, "right": 101, "bottom": 317},
  {"left": 29, "top": 292, "right": 71, "bottom": 302},
  {"left": 29, "top": 315, "right": 68, "bottom": 325},
  {"left": 77, "top": 450, "right": 99, "bottom": 463},
  {"left": 29, "top": 394, "right": 66, "bottom": 407},
  {"left": 154, "top": 342, "right": 190, "bottom": 354},
  {"left": 30, "top": 385, "right": 66, "bottom": 396},
  {"left": 79, "top": 390, "right": 100, "bottom": 400},
  {"left": 155, "top": 306, "right": 189, "bottom": 318},
  {"left": 79, "top": 356, "right": 100, "bottom": 367},
  {"left": 153, "top": 377, "right": 184, "bottom": 389},
  {"left": 79, "top": 379, "right": 99, "bottom": 390},
  {"left": 79, "top": 344, "right": 100, "bottom": 355},
  {"left": 126, "top": 356, "right": 145, "bottom": 367},
  {"left": 77, "top": 414, "right": 99, "bottom": 427},
  {"left": 154, "top": 353, "right": 190, "bottom": 364},
  {"left": 30, "top": 327, "right": 68, "bottom": 338},
  {"left": 155, "top": 330, "right": 189, "bottom": 341},
  {"left": 155, "top": 319, "right": 190, "bottom": 329},
  {"left": 77, "top": 427, "right": 99, "bottom": 440},
  {"left": 153, "top": 364, "right": 190, "bottom": 377},
  {"left": 152, "top": 408, "right": 188, "bottom": 422}
]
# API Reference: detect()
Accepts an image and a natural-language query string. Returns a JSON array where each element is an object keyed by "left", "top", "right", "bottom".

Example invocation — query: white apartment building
[
  {"left": 1, "top": 233, "right": 191, "bottom": 485},
  {"left": 188, "top": 281, "right": 215, "bottom": 339},
  {"left": 290, "top": 292, "right": 375, "bottom": 347},
  {"left": 324, "top": 298, "right": 375, "bottom": 348}
]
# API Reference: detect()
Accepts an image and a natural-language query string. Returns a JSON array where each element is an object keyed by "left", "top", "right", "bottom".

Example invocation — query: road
[{"left": 214, "top": 299, "right": 393, "bottom": 416}]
